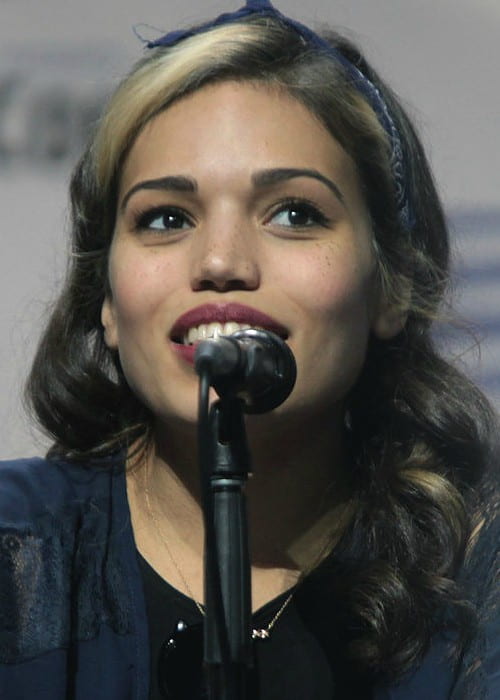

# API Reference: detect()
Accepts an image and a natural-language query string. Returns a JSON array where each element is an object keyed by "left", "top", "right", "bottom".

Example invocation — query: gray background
[{"left": 1, "top": 0, "right": 499, "bottom": 458}]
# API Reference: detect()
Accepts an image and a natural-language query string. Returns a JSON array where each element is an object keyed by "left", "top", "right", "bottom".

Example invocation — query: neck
[{"left": 139, "top": 408, "right": 353, "bottom": 573}]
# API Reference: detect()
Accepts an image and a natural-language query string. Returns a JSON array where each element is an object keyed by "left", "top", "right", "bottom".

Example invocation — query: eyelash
[
  {"left": 266, "top": 198, "right": 332, "bottom": 229},
  {"left": 133, "top": 205, "right": 193, "bottom": 233},
  {"left": 131, "top": 197, "right": 332, "bottom": 236}
]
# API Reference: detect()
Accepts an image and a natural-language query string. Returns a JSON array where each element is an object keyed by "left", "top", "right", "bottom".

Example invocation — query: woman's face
[{"left": 102, "top": 81, "right": 400, "bottom": 432}]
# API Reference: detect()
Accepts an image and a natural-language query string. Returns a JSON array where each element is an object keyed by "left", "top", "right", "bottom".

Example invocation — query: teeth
[
  {"left": 224, "top": 321, "right": 242, "bottom": 336},
  {"left": 183, "top": 322, "right": 255, "bottom": 345}
]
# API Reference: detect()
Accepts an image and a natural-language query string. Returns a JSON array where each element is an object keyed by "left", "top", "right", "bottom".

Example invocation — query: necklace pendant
[{"left": 252, "top": 628, "right": 270, "bottom": 640}]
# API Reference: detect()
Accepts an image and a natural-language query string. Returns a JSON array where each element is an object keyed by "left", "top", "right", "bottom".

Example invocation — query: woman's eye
[
  {"left": 268, "top": 201, "right": 330, "bottom": 229},
  {"left": 136, "top": 207, "right": 193, "bottom": 232}
]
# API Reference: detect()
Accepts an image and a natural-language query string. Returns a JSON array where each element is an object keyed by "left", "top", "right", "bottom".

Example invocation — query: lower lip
[{"left": 171, "top": 342, "right": 196, "bottom": 365}]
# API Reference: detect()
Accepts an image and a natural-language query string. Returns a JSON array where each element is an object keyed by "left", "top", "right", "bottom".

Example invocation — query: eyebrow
[
  {"left": 120, "top": 175, "right": 197, "bottom": 212},
  {"left": 119, "top": 167, "right": 345, "bottom": 212},
  {"left": 252, "top": 168, "right": 345, "bottom": 204}
]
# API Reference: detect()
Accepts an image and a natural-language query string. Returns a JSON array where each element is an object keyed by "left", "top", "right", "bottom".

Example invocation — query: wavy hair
[{"left": 26, "top": 15, "right": 497, "bottom": 682}]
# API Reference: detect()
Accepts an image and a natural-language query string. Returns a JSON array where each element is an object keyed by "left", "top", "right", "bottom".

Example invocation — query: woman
[{"left": 1, "top": 1, "right": 498, "bottom": 698}]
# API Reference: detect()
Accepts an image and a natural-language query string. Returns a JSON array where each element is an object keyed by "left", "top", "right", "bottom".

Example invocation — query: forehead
[{"left": 120, "top": 80, "right": 359, "bottom": 189}]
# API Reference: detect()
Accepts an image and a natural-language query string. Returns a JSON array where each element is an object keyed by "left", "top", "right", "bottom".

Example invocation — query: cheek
[
  {"left": 278, "top": 242, "right": 378, "bottom": 405},
  {"left": 108, "top": 252, "right": 176, "bottom": 328},
  {"left": 280, "top": 242, "right": 376, "bottom": 328},
  {"left": 105, "top": 251, "right": 181, "bottom": 407}
]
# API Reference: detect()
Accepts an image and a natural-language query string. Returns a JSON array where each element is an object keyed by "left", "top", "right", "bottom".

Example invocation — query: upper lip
[{"left": 170, "top": 303, "right": 289, "bottom": 341}]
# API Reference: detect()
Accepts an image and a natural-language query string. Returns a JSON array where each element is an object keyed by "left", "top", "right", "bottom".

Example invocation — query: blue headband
[{"left": 147, "top": 0, "right": 414, "bottom": 230}]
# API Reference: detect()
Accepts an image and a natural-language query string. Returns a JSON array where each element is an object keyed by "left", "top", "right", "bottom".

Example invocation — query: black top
[{"left": 138, "top": 553, "right": 374, "bottom": 699}]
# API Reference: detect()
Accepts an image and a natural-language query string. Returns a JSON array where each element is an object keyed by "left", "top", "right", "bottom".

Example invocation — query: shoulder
[
  {"left": 375, "top": 479, "right": 499, "bottom": 699},
  {"left": 0, "top": 454, "right": 134, "bottom": 665},
  {"left": 0, "top": 455, "right": 124, "bottom": 527},
  {"left": 462, "top": 465, "right": 499, "bottom": 629},
  {"left": 455, "top": 488, "right": 500, "bottom": 698}
]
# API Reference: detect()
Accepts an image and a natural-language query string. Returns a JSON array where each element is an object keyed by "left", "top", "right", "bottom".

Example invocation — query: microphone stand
[
  {"left": 195, "top": 329, "right": 296, "bottom": 698},
  {"left": 200, "top": 394, "right": 253, "bottom": 700}
]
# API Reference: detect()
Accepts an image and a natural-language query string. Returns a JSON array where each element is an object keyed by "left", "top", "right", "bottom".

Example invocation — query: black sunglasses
[{"left": 158, "top": 619, "right": 259, "bottom": 699}]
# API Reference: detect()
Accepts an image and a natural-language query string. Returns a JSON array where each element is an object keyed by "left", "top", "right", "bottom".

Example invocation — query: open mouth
[{"left": 170, "top": 304, "right": 289, "bottom": 349}]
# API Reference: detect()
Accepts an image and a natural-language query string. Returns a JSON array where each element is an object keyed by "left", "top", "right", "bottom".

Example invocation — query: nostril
[{"left": 193, "top": 278, "right": 256, "bottom": 292}]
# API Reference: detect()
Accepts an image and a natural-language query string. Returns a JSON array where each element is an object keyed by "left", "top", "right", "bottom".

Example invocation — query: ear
[
  {"left": 101, "top": 296, "right": 119, "bottom": 349},
  {"left": 371, "top": 269, "right": 411, "bottom": 340},
  {"left": 372, "top": 301, "right": 408, "bottom": 340}
]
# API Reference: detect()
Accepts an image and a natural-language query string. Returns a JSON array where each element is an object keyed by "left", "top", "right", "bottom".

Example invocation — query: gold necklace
[{"left": 144, "top": 468, "right": 295, "bottom": 640}]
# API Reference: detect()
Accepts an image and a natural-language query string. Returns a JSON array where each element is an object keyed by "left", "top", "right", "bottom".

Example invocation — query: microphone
[{"left": 194, "top": 329, "right": 296, "bottom": 413}]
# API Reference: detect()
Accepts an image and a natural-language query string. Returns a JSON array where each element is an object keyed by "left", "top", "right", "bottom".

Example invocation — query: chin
[{"left": 152, "top": 388, "right": 220, "bottom": 433}]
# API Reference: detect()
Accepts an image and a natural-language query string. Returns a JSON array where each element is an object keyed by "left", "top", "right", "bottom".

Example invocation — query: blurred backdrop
[{"left": 1, "top": 0, "right": 499, "bottom": 458}]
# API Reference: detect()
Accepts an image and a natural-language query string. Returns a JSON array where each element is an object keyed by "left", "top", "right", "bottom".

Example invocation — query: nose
[{"left": 189, "top": 217, "right": 261, "bottom": 292}]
